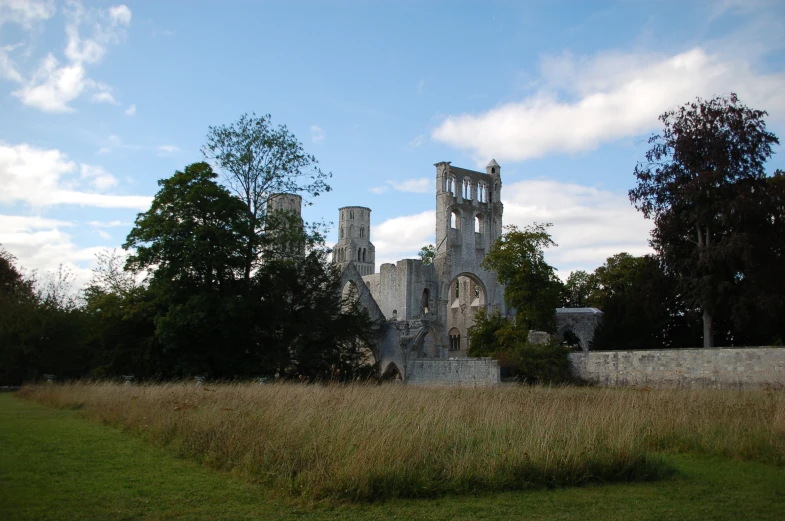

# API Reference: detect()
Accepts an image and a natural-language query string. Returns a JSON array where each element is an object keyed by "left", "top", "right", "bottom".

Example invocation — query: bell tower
[{"left": 332, "top": 206, "right": 375, "bottom": 276}]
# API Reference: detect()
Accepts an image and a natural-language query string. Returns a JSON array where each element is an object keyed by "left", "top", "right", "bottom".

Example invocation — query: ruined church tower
[
  {"left": 433, "top": 159, "right": 506, "bottom": 354},
  {"left": 332, "top": 206, "right": 376, "bottom": 275}
]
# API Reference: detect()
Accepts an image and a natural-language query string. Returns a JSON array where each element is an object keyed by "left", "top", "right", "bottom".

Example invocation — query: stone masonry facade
[
  {"left": 334, "top": 160, "right": 507, "bottom": 385},
  {"left": 569, "top": 347, "right": 785, "bottom": 388}
]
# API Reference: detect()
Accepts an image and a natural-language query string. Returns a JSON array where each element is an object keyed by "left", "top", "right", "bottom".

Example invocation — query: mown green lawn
[{"left": 1, "top": 392, "right": 783, "bottom": 521}]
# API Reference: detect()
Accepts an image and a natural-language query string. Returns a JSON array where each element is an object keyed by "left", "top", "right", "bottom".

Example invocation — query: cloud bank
[{"left": 432, "top": 48, "right": 785, "bottom": 163}]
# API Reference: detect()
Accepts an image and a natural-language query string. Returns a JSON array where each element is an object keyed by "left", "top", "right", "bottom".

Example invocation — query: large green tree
[
  {"left": 481, "top": 223, "right": 562, "bottom": 333},
  {"left": 202, "top": 113, "right": 331, "bottom": 281},
  {"left": 587, "top": 253, "right": 701, "bottom": 350},
  {"left": 629, "top": 94, "right": 781, "bottom": 347},
  {"left": 123, "top": 162, "right": 253, "bottom": 377}
]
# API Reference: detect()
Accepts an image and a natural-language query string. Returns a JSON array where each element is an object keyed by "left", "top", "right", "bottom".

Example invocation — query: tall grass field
[{"left": 19, "top": 382, "right": 785, "bottom": 501}]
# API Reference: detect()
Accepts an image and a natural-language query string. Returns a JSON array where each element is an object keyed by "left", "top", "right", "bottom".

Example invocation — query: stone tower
[
  {"left": 433, "top": 160, "right": 505, "bottom": 355},
  {"left": 267, "top": 193, "right": 304, "bottom": 258},
  {"left": 333, "top": 206, "right": 375, "bottom": 276}
]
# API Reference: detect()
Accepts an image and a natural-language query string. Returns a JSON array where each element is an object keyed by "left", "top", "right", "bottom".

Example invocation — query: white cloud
[
  {"left": 86, "top": 220, "right": 127, "bottom": 227},
  {"left": 97, "top": 147, "right": 110, "bottom": 154},
  {"left": 0, "top": 142, "right": 151, "bottom": 209},
  {"left": 371, "top": 210, "right": 435, "bottom": 266},
  {"left": 387, "top": 177, "right": 431, "bottom": 193},
  {"left": 91, "top": 89, "right": 115, "bottom": 104},
  {"left": 0, "top": 0, "right": 55, "bottom": 28},
  {"left": 124, "top": 103, "right": 135, "bottom": 116},
  {"left": 367, "top": 180, "right": 653, "bottom": 275},
  {"left": 80, "top": 163, "right": 118, "bottom": 190},
  {"left": 408, "top": 135, "right": 424, "bottom": 148},
  {"left": 501, "top": 180, "right": 653, "bottom": 274},
  {"left": 0, "top": 214, "right": 101, "bottom": 290},
  {"left": 157, "top": 144, "right": 180, "bottom": 154},
  {"left": 310, "top": 125, "right": 325, "bottom": 144},
  {"left": 96, "top": 229, "right": 111, "bottom": 240},
  {"left": 0, "top": 43, "right": 24, "bottom": 82},
  {"left": 368, "top": 186, "right": 388, "bottom": 194},
  {"left": 432, "top": 48, "right": 785, "bottom": 164},
  {"left": 108, "top": 4, "right": 131, "bottom": 26},
  {"left": 9, "top": 1, "right": 132, "bottom": 112}
]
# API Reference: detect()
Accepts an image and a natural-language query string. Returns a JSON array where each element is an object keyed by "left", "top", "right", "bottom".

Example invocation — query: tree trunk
[{"left": 702, "top": 308, "right": 714, "bottom": 348}]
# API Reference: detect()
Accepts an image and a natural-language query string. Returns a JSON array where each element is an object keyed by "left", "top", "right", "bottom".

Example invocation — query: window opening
[
  {"left": 475, "top": 215, "right": 482, "bottom": 233},
  {"left": 362, "top": 248, "right": 366, "bottom": 262},
  {"left": 455, "top": 279, "right": 460, "bottom": 299},
  {"left": 357, "top": 248, "right": 361, "bottom": 261},
  {"left": 463, "top": 178, "right": 471, "bottom": 199}
]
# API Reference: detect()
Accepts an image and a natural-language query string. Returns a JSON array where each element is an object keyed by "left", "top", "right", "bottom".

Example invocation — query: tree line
[
  {"left": 2, "top": 95, "right": 783, "bottom": 385},
  {"left": 466, "top": 94, "right": 784, "bottom": 381},
  {"left": 0, "top": 115, "right": 380, "bottom": 385}
]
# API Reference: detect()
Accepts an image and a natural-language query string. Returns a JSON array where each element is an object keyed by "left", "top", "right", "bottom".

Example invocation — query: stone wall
[
  {"left": 406, "top": 358, "right": 500, "bottom": 386},
  {"left": 569, "top": 347, "right": 785, "bottom": 389}
]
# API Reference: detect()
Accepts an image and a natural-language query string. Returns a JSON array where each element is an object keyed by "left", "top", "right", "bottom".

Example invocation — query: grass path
[{"left": 1, "top": 392, "right": 784, "bottom": 520}]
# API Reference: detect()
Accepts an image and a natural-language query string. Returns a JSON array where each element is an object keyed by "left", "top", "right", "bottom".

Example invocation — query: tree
[
  {"left": 203, "top": 113, "right": 331, "bottom": 282},
  {"left": 561, "top": 270, "right": 596, "bottom": 308},
  {"left": 417, "top": 244, "right": 435, "bottom": 265},
  {"left": 629, "top": 94, "right": 781, "bottom": 347},
  {"left": 0, "top": 247, "right": 38, "bottom": 384},
  {"left": 587, "top": 253, "right": 701, "bottom": 350},
  {"left": 481, "top": 223, "right": 562, "bottom": 332},
  {"left": 123, "top": 163, "right": 253, "bottom": 377},
  {"left": 250, "top": 252, "right": 381, "bottom": 380}
]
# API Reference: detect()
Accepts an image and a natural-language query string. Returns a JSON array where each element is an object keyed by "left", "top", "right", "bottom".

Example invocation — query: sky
[{"left": 1, "top": 0, "right": 784, "bottom": 290}]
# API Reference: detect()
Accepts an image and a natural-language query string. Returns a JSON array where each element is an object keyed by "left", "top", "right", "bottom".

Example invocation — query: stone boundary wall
[
  {"left": 406, "top": 358, "right": 500, "bottom": 386},
  {"left": 569, "top": 347, "right": 785, "bottom": 389}
]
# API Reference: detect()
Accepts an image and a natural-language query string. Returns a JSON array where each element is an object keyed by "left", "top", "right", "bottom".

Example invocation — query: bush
[{"left": 469, "top": 309, "right": 571, "bottom": 383}]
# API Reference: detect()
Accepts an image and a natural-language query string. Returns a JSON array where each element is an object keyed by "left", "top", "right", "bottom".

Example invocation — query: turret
[{"left": 333, "top": 206, "right": 376, "bottom": 275}]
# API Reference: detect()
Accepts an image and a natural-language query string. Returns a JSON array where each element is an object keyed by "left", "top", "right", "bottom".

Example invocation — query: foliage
[
  {"left": 587, "top": 253, "right": 701, "bottom": 350},
  {"left": 417, "top": 244, "right": 435, "bottom": 265},
  {"left": 0, "top": 250, "right": 92, "bottom": 385},
  {"left": 481, "top": 223, "right": 562, "bottom": 333},
  {"left": 561, "top": 269, "right": 596, "bottom": 308},
  {"left": 468, "top": 308, "right": 571, "bottom": 383},
  {"left": 203, "top": 113, "right": 331, "bottom": 280},
  {"left": 629, "top": 93, "right": 782, "bottom": 347}
]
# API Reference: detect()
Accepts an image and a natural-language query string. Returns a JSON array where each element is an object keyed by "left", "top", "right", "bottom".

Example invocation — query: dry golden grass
[{"left": 19, "top": 382, "right": 785, "bottom": 500}]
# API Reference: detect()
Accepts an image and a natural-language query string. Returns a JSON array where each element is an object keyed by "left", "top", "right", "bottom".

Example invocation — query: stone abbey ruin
[
  {"left": 278, "top": 159, "right": 783, "bottom": 387},
  {"left": 330, "top": 160, "right": 600, "bottom": 385}
]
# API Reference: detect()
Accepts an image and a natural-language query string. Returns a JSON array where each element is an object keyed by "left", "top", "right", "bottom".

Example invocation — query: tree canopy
[
  {"left": 481, "top": 223, "right": 562, "bottom": 333},
  {"left": 630, "top": 93, "right": 782, "bottom": 347},
  {"left": 203, "top": 113, "right": 331, "bottom": 281}
]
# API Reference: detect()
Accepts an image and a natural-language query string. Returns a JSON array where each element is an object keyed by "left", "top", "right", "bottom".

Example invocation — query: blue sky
[{"left": 2, "top": 0, "right": 784, "bottom": 289}]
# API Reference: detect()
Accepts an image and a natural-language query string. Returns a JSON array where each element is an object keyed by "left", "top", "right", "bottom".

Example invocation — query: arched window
[
  {"left": 340, "top": 226, "right": 344, "bottom": 239},
  {"left": 357, "top": 248, "right": 361, "bottom": 261},
  {"left": 449, "top": 327, "right": 461, "bottom": 351},
  {"left": 475, "top": 214, "right": 482, "bottom": 233},
  {"left": 455, "top": 279, "right": 460, "bottom": 298},
  {"left": 478, "top": 183, "right": 486, "bottom": 203},
  {"left": 422, "top": 288, "right": 430, "bottom": 315},
  {"left": 350, "top": 210, "right": 355, "bottom": 219},
  {"left": 362, "top": 248, "right": 366, "bottom": 262},
  {"left": 463, "top": 178, "right": 471, "bottom": 200},
  {"left": 349, "top": 224, "right": 354, "bottom": 238},
  {"left": 446, "top": 176, "right": 455, "bottom": 195},
  {"left": 360, "top": 226, "right": 365, "bottom": 238},
  {"left": 450, "top": 210, "right": 460, "bottom": 229}
]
